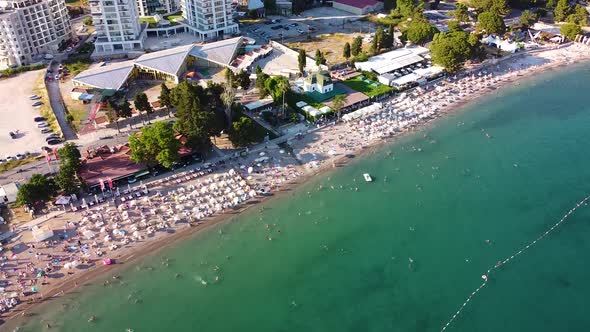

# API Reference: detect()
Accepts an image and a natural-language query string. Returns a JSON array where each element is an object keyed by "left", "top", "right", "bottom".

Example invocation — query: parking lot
[
  {"left": 0, "top": 70, "right": 50, "bottom": 159},
  {"left": 242, "top": 9, "right": 377, "bottom": 45},
  {"left": 244, "top": 17, "right": 312, "bottom": 42}
]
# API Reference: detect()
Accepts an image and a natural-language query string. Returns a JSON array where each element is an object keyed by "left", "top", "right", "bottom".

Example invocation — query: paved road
[{"left": 47, "top": 63, "right": 77, "bottom": 141}]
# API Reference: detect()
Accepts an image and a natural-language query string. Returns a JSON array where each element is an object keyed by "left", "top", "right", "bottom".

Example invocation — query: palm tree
[
  {"left": 277, "top": 78, "right": 290, "bottom": 120},
  {"left": 221, "top": 85, "right": 236, "bottom": 127},
  {"left": 332, "top": 94, "right": 347, "bottom": 121}
]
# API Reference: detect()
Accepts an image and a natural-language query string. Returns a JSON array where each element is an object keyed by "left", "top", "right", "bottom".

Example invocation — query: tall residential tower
[
  {"left": 0, "top": 0, "right": 72, "bottom": 68},
  {"left": 135, "top": 0, "right": 179, "bottom": 16},
  {"left": 90, "top": 0, "right": 147, "bottom": 55},
  {"left": 181, "top": 0, "right": 238, "bottom": 40}
]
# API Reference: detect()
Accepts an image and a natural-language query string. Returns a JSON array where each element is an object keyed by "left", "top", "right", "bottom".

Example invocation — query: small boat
[{"left": 363, "top": 173, "right": 372, "bottom": 182}]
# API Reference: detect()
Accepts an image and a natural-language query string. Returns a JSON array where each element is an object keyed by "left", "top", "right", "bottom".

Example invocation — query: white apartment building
[
  {"left": 136, "top": 0, "right": 178, "bottom": 16},
  {"left": 0, "top": 0, "right": 72, "bottom": 68},
  {"left": 181, "top": 0, "right": 238, "bottom": 40},
  {"left": 90, "top": 0, "right": 147, "bottom": 54}
]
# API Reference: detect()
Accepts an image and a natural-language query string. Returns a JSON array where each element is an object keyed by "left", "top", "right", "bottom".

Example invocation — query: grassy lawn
[
  {"left": 286, "top": 33, "right": 363, "bottom": 65},
  {"left": 65, "top": 61, "right": 91, "bottom": 76},
  {"left": 287, "top": 92, "right": 324, "bottom": 109},
  {"left": 342, "top": 76, "right": 393, "bottom": 97},
  {"left": 34, "top": 73, "right": 62, "bottom": 136},
  {"left": 163, "top": 12, "right": 182, "bottom": 25},
  {"left": 63, "top": 42, "right": 94, "bottom": 72},
  {"left": 67, "top": 108, "right": 86, "bottom": 132},
  {"left": 139, "top": 16, "right": 158, "bottom": 28},
  {"left": 0, "top": 156, "right": 42, "bottom": 173}
]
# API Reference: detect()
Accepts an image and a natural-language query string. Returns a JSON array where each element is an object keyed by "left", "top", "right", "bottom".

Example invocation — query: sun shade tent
[
  {"left": 31, "top": 226, "right": 54, "bottom": 242},
  {"left": 54, "top": 195, "right": 71, "bottom": 205}
]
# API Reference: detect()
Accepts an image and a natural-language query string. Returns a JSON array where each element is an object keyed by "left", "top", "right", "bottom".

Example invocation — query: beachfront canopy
[
  {"left": 32, "top": 226, "right": 54, "bottom": 242},
  {"left": 342, "top": 102, "right": 382, "bottom": 122}
]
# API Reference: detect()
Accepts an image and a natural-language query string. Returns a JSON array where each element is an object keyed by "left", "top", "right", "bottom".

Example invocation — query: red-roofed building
[
  {"left": 78, "top": 144, "right": 147, "bottom": 188},
  {"left": 332, "top": 0, "right": 383, "bottom": 14}
]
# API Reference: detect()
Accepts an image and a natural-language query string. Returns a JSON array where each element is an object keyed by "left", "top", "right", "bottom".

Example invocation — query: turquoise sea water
[{"left": 9, "top": 63, "right": 590, "bottom": 332}]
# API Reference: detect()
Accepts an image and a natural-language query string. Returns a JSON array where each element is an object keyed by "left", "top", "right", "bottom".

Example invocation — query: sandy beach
[{"left": 1, "top": 42, "right": 588, "bottom": 324}]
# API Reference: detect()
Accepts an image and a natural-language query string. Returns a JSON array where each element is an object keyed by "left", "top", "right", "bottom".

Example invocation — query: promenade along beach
[{"left": 3, "top": 44, "right": 590, "bottom": 331}]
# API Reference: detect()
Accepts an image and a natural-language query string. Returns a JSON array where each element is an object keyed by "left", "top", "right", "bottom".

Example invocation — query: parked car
[
  {"left": 54, "top": 74, "right": 60, "bottom": 81},
  {"left": 40, "top": 128, "right": 52, "bottom": 134},
  {"left": 37, "top": 122, "right": 49, "bottom": 128},
  {"left": 29, "top": 95, "right": 41, "bottom": 100},
  {"left": 283, "top": 27, "right": 290, "bottom": 31},
  {"left": 45, "top": 134, "right": 59, "bottom": 141},
  {"left": 297, "top": 28, "right": 304, "bottom": 33},
  {"left": 0, "top": 159, "right": 5, "bottom": 165},
  {"left": 15, "top": 153, "right": 25, "bottom": 160},
  {"left": 9, "top": 132, "right": 16, "bottom": 139},
  {"left": 47, "top": 139, "right": 62, "bottom": 145},
  {"left": 5, "top": 155, "right": 14, "bottom": 162},
  {"left": 41, "top": 146, "right": 51, "bottom": 152},
  {"left": 253, "top": 28, "right": 260, "bottom": 32},
  {"left": 34, "top": 116, "right": 47, "bottom": 122},
  {"left": 290, "top": 23, "right": 297, "bottom": 27},
  {"left": 32, "top": 101, "right": 43, "bottom": 107},
  {"left": 271, "top": 25, "right": 282, "bottom": 30}
]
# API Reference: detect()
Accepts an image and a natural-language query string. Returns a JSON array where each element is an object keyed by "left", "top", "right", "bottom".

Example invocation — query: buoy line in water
[{"left": 440, "top": 194, "right": 590, "bottom": 331}]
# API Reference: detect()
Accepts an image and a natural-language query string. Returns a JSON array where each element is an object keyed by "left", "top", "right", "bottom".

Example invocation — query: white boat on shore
[{"left": 363, "top": 173, "right": 372, "bottom": 182}]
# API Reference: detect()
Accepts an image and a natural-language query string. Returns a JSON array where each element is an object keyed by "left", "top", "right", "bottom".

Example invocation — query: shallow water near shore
[{"left": 10, "top": 63, "right": 590, "bottom": 332}]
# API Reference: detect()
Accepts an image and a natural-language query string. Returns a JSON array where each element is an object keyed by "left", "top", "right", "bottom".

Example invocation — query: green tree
[
  {"left": 567, "top": 4, "right": 587, "bottom": 26},
  {"left": 54, "top": 165, "right": 78, "bottom": 195},
  {"left": 228, "top": 116, "right": 258, "bottom": 147},
  {"left": 159, "top": 83, "right": 173, "bottom": 116},
  {"left": 454, "top": 3, "right": 470, "bottom": 22},
  {"left": 383, "top": 0, "right": 394, "bottom": 10},
  {"left": 554, "top": 0, "right": 571, "bottom": 21},
  {"left": 297, "top": 49, "right": 306, "bottom": 74},
  {"left": 560, "top": 22, "right": 582, "bottom": 40},
  {"left": 393, "top": 0, "right": 422, "bottom": 18},
  {"left": 105, "top": 100, "right": 120, "bottom": 133},
  {"left": 119, "top": 99, "right": 133, "bottom": 128},
  {"left": 83, "top": 17, "right": 93, "bottom": 26},
  {"left": 276, "top": 77, "right": 290, "bottom": 118},
  {"left": 383, "top": 25, "right": 395, "bottom": 49},
  {"left": 16, "top": 174, "right": 55, "bottom": 206},
  {"left": 331, "top": 94, "right": 347, "bottom": 121},
  {"left": 343, "top": 42, "right": 351, "bottom": 60},
  {"left": 546, "top": 0, "right": 555, "bottom": 9},
  {"left": 470, "top": 0, "right": 508, "bottom": 14},
  {"left": 263, "top": 0, "right": 276, "bottom": 11},
  {"left": 58, "top": 142, "right": 82, "bottom": 170},
  {"left": 519, "top": 10, "right": 538, "bottom": 27},
  {"left": 315, "top": 49, "right": 324, "bottom": 66},
  {"left": 237, "top": 69, "right": 251, "bottom": 90},
  {"left": 351, "top": 36, "right": 363, "bottom": 56},
  {"left": 403, "top": 19, "right": 438, "bottom": 45},
  {"left": 134, "top": 92, "right": 153, "bottom": 125},
  {"left": 129, "top": 121, "right": 180, "bottom": 168},
  {"left": 256, "top": 69, "right": 270, "bottom": 98},
  {"left": 375, "top": 26, "right": 385, "bottom": 49},
  {"left": 477, "top": 11, "right": 506, "bottom": 34},
  {"left": 447, "top": 19, "right": 462, "bottom": 32},
  {"left": 430, "top": 31, "right": 472, "bottom": 72},
  {"left": 171, "top": 81, "right": 214, "bottom": 149},
  {"left": 54, "top": 142, "right": 83, "bottom": 194}
]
